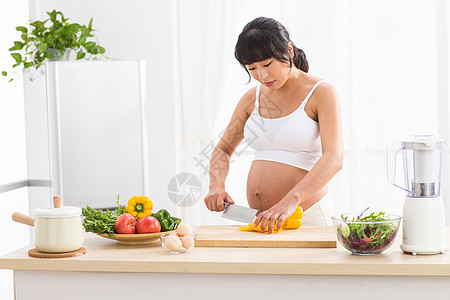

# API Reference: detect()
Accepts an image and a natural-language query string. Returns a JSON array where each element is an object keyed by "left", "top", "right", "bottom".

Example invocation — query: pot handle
[{"left": 12, "top": 212, "right": 35, "bottom": 227}]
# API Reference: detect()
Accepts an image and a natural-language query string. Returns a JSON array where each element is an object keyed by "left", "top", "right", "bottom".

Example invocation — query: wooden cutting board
[{"left": 195, "top": 225, "right": 336, "bottom": 248}]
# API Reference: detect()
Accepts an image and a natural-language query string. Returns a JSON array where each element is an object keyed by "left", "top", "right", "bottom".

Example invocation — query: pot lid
[{"left": 35, "top": 206, "right": 81, "bottom": 218}]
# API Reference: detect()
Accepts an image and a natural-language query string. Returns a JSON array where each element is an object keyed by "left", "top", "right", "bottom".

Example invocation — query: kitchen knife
[{"left": 221, "top": 203, "right": 258, "bottom": 223}]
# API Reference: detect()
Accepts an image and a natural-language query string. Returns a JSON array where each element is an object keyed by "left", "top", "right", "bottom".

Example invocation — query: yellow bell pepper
[
  {"left": 125, "top": 195, "right": 153, "bottom": 220},
  {"left": 239, "top": 206, "right": 303, "bottom": 233},
  {"left": 239, "top": 221, "right": 284, "bottom": 233},
  {"left": 282, "top": 206, "right": 303, "bottom": 229}
]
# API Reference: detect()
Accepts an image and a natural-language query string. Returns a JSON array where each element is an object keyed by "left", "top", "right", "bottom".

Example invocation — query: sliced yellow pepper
[
  {"left": 239, "top": 222, "right": 284, "bottom": 233},
  {"left": 125, "top": 195, "right": 153, "bottom": 220},
  {"left": 239, "top": 206, "right": 303, "bottom": 233},
  {"left": 282, "top": 206, "right": 303, "bottom": 229}
]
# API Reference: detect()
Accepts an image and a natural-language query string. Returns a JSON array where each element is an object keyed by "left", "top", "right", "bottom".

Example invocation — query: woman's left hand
[{"left": 253, "top": 195, "right": 300, "bottom": 233}]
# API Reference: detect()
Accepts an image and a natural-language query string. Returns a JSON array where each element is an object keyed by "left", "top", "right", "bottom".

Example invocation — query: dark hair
[{"left": 234, "top": 17, "right": 309, "bottom": 81}]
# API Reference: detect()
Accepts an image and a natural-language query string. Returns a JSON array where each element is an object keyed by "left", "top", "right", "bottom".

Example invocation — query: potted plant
[{"left": 2, "top": 10, "right": 106, "bottom": 81}]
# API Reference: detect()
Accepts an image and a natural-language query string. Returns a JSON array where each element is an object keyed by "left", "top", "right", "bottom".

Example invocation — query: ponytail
[{"left": 292, "top": 45, "right": 309, "bottom": 73}]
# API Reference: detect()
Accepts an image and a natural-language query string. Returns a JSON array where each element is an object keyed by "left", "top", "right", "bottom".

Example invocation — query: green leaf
[
  {"left": 38, "top": 43, "right": 48, "bottom": 53},
  {"left": 88, "top": 18, "right": 93, "bottom": 31},
  {"left": 56, "top": 11, "right": 65, "bottom": 20},
  {"left": 46, "top": 36, "right": 55, "bottom": 45},
  {"left": 8, "top": 41, "right": 24, "bottom": 51},
  {"left": 53, "top": 27, "right": 64, "bottom": 35},
  {"left": 2, "top": 71, "right": 7, "bottom": 76},
  {"left": 76, "top": 51, "right": 86, "bottom": 60},
  {"left": 23, "top": 62, "right": 33, "bottom": 68},
  {"left": 30, "top": 20, "right": 45, "bottom": 29},
  {"left": 16, "top": 26, "right": 28, "bottom": 33},
  {"left": 15, "top": 41, "right": 24, "bottom": 49},
  {"left": 46, "top": 10, "right": 55, "bottom": 18},
  {"left": 79, "top": 36, "right": 87, "bottom": 44},
  {"left": 11, "top": 53, "right": 22, "bottom": 63},
  {"left": 69, "top": 23, "right": 82, "bottom": 31},
  {"left": 49, "top": 10, "right": 57, "bottom": 22},
  {"left": 98, "top": 46, "right": 105, "bottom": 54},
  {"left": 84, "top": 41, "right": 96, "bottom": 51}
]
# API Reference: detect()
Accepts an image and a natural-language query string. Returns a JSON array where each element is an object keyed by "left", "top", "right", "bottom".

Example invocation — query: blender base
[{"left": 400, "top": 244, "right": 447, "bottom": 255}]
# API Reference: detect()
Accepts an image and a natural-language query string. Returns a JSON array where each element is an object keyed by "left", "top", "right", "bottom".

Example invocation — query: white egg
[
  {"left": 181, "top": 236, "right": 195, "bottom": 249},
  {"left": 176, "top": 222, "right": 193, "bottom": 236},
  {"left": 164, "top": 235, "right": 182, "bottom": 252}
]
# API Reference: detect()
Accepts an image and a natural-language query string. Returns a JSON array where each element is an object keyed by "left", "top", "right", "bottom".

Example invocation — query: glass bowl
[
  {"left": 331, "top": 213, "right": 402, "bottom": 255},
  {"left": 160, "top": 232, "right": 197, "bottom": 254}
]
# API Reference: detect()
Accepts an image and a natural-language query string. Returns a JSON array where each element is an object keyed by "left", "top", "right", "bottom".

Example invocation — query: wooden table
[{"left": 1, "top": 226, "right": 450, "bottom": 300}]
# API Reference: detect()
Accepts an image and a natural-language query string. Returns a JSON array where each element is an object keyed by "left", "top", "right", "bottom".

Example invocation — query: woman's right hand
[{"left": 204, "top": 186, "right": 235, "bottom": 212}]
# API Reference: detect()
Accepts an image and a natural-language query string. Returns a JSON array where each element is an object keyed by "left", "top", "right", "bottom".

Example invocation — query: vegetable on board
[{"left": 239, "top": 205, "right": 304, "bottom": 233}]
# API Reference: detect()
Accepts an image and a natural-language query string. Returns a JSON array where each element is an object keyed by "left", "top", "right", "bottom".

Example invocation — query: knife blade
[{"left": 221, "top": 203, "right": 258, "bottom": 223}]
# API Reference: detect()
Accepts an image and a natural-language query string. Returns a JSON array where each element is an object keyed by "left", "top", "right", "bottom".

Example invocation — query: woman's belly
[{"left": 246, "top": 160, "right": 327, "bottom": 212}]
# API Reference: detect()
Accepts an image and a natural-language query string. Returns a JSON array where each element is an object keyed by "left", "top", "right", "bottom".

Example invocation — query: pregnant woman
[{"left": 204, "top": 17, "right": 343, "bottom": 233}]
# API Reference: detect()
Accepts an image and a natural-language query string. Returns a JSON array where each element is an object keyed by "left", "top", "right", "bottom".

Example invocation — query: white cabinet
[{"left": 23, "top": 61, "right": 148, "bottom": 213}]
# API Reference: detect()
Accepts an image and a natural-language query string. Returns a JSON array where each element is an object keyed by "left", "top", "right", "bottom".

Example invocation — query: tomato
[
  {"left": 136, "top": 216, "right": 161, "bottom": 234},
  {"left": 115, "top": 213, "right": 137, "bottom": 234}
]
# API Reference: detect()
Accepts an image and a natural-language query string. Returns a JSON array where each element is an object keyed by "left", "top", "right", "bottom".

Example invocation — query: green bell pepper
[
  {"left": 171, "top": 216, "right": 182, "bottom": 230},
  {"left": 154, "top": 209, "right": 175, "bottom": 231}
]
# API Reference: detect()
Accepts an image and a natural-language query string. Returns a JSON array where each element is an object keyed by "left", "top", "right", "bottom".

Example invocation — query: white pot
[{"left": 33, "top": 206, "right": 84, "bottom": 253}]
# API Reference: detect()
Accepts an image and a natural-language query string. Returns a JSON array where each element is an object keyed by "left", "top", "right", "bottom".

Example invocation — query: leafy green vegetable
[
  {"left": 82, "top": 195, "right": 126, "bottom": 237},
  {"left": 115, "top": 195, "right": 126, "bottom": 215},
  {"left": 337, "top": 212, "right": 399, "bottom": 254}
]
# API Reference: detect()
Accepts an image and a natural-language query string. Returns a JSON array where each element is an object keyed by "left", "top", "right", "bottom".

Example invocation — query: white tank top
[{"left": 243, "top": 80, "right": 326, "bottom": 171}]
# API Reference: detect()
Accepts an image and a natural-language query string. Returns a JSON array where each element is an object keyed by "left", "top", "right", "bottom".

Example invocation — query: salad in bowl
[{"left": 332, "top": 212, "right": 401, "bottom": 255}]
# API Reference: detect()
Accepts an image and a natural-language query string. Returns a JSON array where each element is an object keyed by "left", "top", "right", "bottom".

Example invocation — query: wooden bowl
[{"left": 96, "top": 231, "right": 175, "bottom": 245}]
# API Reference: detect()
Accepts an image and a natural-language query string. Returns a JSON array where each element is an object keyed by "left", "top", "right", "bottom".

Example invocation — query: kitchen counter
[{"left": 2, "top": 226, "right": 450, "bottom": 299}]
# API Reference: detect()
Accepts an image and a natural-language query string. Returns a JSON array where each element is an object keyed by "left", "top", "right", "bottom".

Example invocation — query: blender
[{"left": 387, "top": 135, "right": 448, "bottom": 255}]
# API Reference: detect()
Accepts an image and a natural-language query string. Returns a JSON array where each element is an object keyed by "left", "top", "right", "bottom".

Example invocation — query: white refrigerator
[{"left": 23, "top": 60, "right": 149, "bottom": 215}]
